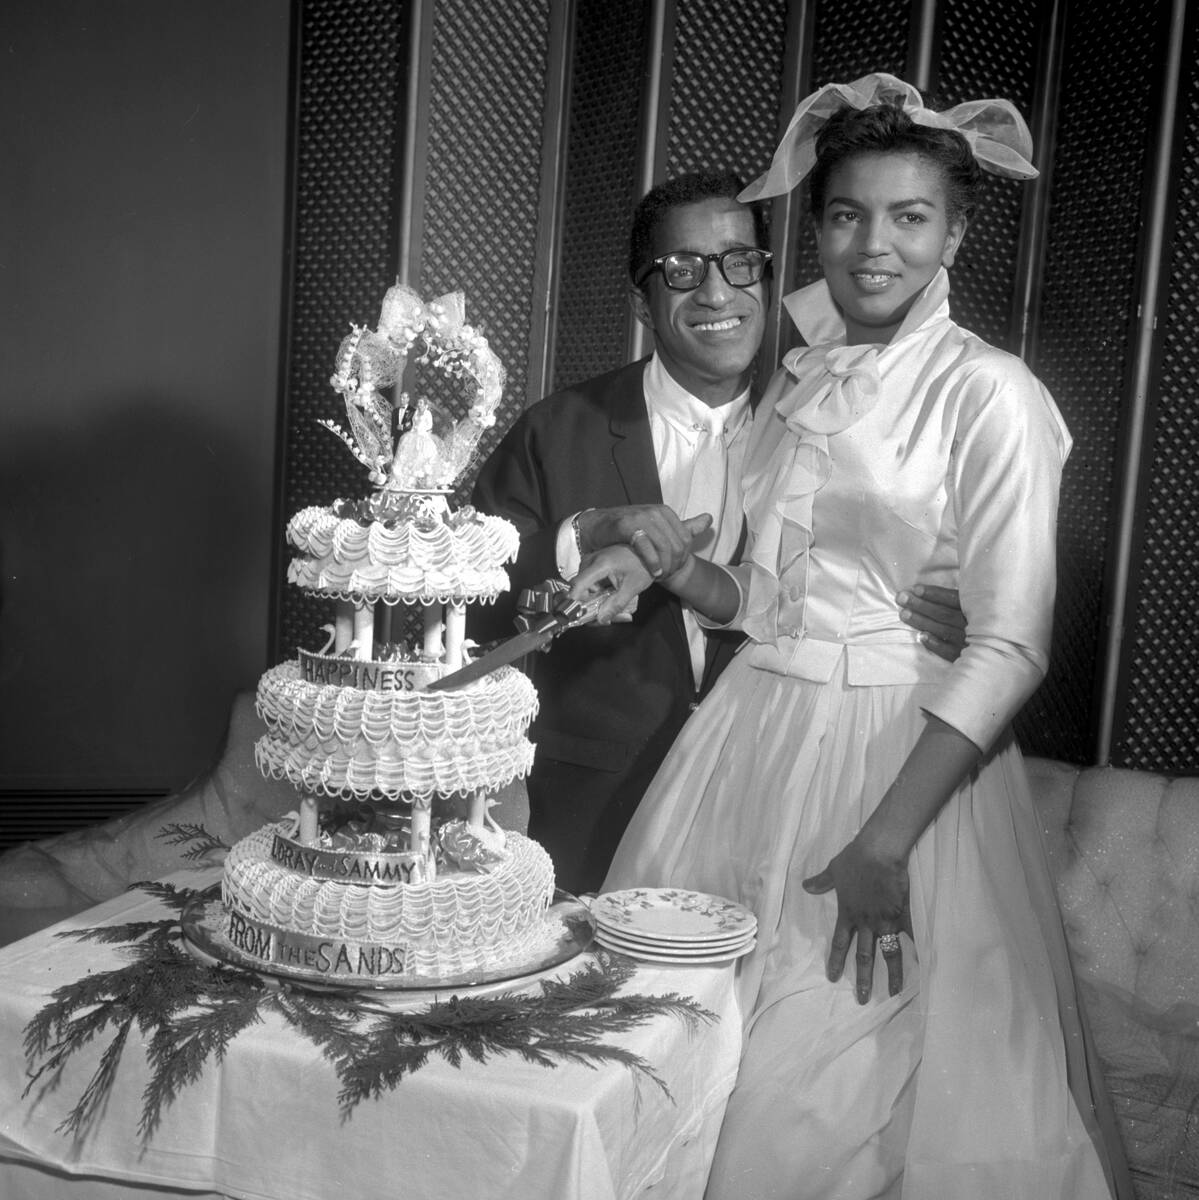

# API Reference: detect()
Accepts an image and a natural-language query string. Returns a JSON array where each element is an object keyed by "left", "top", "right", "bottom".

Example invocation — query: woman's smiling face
[{"left": 815, "top": 151, "right": 966, "bottom": 346}]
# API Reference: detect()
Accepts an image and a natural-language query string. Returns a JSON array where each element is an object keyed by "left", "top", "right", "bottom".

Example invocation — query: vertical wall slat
[
  {"left": 552, "top": 0, "right": 649, "bottom": 391},
  {"left": 760, "top": 0, "right": 815, "bottom": 377},
  {"left": 628, "top": 0, "right": 674, "bottom": 364},
  {"left": 527, "top": 1, "right": 576, "bottom": 405},
  {"left": 397, "top": 0, "right": 434, "bottom": 287}
]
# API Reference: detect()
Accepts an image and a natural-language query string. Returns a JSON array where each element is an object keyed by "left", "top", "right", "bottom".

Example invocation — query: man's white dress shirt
[{"left": 556, "top": 353, "right": 751, "bottom": 688}]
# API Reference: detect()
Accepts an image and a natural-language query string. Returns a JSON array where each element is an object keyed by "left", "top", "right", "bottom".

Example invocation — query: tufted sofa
[
  {"left": 0, "top": 708, "right": 1194, "bottom": 1197},
  {"left": 1028, "top": 756, "right": 1199, "bottom": 1200}
]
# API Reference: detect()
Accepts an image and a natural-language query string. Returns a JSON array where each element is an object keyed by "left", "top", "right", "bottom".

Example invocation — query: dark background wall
[
  {"left": 2, "top": 0, "right": 1194, "bottom": 849},
  {"left": 282, "top": 0, "right": 1196, "bottom": 778},
  {"left": 0, "top": 1, "right": 292, "bottom": 838}
]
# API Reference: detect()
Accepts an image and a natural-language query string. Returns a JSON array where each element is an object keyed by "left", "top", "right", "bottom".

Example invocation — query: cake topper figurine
[{"left": 323, "top": 284, "right": 504, "bottom": 491}]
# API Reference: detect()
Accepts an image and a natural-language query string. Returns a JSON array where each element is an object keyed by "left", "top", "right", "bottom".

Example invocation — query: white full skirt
[{"left": 603, "top": 653, "right": 1116, "bottom": 1200}]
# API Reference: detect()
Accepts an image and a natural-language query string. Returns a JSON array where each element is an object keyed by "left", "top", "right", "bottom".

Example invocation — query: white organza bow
[{"left": 740, "top": 72, "right": 1038, "bottom": 202}]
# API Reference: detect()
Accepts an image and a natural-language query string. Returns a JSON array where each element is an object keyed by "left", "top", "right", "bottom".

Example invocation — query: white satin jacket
[{"left": 722, "top": 267, "right": 1071, "bottom": 752}]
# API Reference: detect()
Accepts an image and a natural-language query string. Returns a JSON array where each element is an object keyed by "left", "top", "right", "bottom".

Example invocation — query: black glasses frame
[{"left": 635, "top": 247, "right": 773, "bottom": 291}]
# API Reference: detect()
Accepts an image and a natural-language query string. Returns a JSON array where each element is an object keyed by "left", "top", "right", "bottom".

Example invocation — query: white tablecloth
[{"left": 0, "top": 868, "right": 741, "bottom": 1200}]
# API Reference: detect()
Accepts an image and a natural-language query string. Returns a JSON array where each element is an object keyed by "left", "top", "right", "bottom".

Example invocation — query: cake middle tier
[{"left": 255, "top": 661, "right": 538, "bottom": 801}]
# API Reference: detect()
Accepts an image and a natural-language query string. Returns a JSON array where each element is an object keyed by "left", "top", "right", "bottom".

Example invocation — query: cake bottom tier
[{"left": 220, "top": 822, "right": 557, "bottom": 982}]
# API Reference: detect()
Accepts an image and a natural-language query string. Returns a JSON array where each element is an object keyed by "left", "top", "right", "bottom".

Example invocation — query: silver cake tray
[{"left": 180, "top": 887, "right": 595, "bottom": 1010}]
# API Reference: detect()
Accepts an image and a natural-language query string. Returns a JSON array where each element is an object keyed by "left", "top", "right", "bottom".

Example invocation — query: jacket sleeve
[
  {"left": 470, "top": 411, "right": 568, "bottom": 642},
  {"left": 922, "top": 356, "right": 1070, "bottom": 751}
]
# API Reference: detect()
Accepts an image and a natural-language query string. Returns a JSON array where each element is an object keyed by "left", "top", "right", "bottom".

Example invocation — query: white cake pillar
[
  {"left": 352, "top": 601, "right": 375, "bottom": 661},
  {"left": 444, "top": 601, "right": 466, "bottom": 670},
  {"left": 466, "top": 787, "right": 488, "bottom": 831},
  {"left": 410, "top": 803, "right": 434, "bottom": 879},
  {"left": 298, "top": 794, "right": 320, "bottom": 846},
  {"left": 422, "top": 602, "right": 444, "bottom": 659},
  {"left": 334, "top": 600, "right": 355, "bottom": 653}
]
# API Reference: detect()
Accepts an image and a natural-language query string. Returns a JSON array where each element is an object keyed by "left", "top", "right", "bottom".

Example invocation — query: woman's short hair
[
  {"left": 628, "top": 170, "right": 770, "bottom": 287},
  {"left": 808, "top": 101, "right": 983, "bottom": 224}
]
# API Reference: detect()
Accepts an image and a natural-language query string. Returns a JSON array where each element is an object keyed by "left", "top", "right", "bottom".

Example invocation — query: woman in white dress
[{"left": 573, "top": 75, "right": 1131, "bottom": 1199}]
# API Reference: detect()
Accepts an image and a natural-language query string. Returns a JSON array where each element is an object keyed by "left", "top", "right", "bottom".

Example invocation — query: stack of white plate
[{"left": 590, "top": 887, "right": 757, "bottom": 964}]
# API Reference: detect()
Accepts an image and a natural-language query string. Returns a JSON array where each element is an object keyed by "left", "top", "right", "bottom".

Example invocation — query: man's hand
[
  {"left": 896, "top": 584, "right": 966, "bottom": 663},
  {"left": 569, "top": 545, "right": 654, "bottom": 623},
  {"left": 577, "top": 506, "right": 712, "bottom": 579}
]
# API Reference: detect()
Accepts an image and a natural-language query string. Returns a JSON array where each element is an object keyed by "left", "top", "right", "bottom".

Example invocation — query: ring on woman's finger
[
  {"left": 629, "top": 529, "right": 649, "bottom": 544},
  {"left": 878, "top": 933, "right": 901, "bottom": 956}
]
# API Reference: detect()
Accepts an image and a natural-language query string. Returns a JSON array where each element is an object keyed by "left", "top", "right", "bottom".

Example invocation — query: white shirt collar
[{"left": 644, "top": 354, "right": 751, "bottom": 438}]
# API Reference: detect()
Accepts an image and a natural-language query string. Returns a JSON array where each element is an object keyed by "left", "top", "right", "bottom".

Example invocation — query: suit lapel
[{"left": 607, "top": 362, "right": 663, "bottom": 507}]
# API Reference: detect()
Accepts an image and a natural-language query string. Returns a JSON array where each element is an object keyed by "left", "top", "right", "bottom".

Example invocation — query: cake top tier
[{"left": 323, "top": 285, "right": 505, "bottom": 493}]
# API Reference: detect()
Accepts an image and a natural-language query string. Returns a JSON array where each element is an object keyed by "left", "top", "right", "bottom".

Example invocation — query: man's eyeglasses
[{"left": 635, "top": 247, "right": 773, "bottom": 292}]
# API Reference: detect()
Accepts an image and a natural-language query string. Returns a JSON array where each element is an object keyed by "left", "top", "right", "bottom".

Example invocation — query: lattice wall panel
[
  {"left": 276, "top": 0, "right": 408, "bottom": 660},
  {"left": 1115, "top": 53, "right": 1199, "bottom": 772},
  {"left": 1020, "top": 0, "right": 1162, "bottom": 762},
  {"left": 553, "top": 0, "right": 648, "bottom": 392},
  {"left": 419, "top": 0, "right": 549, "bottom": 471},
  {"left": 936, "top": 0, "right": 1042, "bottom": 350},
  {"left": 664, "top": 0, "right": 788, "bottom": 183}
]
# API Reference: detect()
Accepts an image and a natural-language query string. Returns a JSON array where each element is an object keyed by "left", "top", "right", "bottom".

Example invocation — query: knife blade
[{"left": 424, "top": 588, "right": 616, "bottom": 692}]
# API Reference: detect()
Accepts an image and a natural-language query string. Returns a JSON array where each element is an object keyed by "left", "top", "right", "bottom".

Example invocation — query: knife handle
[{"left": 552, "top": 587, "right": 617, "bottom": 629}]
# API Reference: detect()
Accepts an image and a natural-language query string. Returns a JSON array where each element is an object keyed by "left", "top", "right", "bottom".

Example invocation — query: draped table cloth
[{"left": 0, "top": 868, "right": 740, "bottom": 1200}]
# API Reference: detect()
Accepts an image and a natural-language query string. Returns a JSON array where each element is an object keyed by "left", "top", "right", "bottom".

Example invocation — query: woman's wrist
[
  {"left": 661, "top": 551, "right": 698, "bottom": 593},
  {"left": 854, "top": 816, "right": 916, "bottom": 865}
]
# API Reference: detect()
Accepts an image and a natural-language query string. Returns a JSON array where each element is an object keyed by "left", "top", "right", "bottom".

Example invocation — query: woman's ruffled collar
[{"left": 770, "top": 267, "right": 952, "bottom": 438}]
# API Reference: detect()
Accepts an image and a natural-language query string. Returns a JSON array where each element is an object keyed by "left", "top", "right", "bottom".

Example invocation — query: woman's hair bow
[{"left": 739, "top": 72, "right": 1037, "bottom": 202}]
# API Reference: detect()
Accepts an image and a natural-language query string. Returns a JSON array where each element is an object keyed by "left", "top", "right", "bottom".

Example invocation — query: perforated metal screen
[
  {"left": 275, "top": 0, "right": 1196, "bottom": 770},
  {"left": 1114, "top": 50, "right": 1199, "bottom": 771},
  {"left": 418, "top": 0, "right": 549, "bottom": 465},
  {"left": 553, "top": 0, "right": 648, "bottom": 391},
  {"left": 1021, "top": 0, "right": 1163, "bottom": 762},
  {"left": 276, "top": 0, "right": 409, "bottom": 661},
  {"left": 664, "top": 0, "right": 788, "bottom": 183},
  {"left": 935, "top": 0, "right": 1041, "bottom": 351}
]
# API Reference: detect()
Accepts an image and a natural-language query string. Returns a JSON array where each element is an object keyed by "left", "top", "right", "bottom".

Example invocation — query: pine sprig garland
[
  {"left": 155, "top": 824, "right": 231, "bottom": 862},
  {"left": 22, "top": 882, "right": 716, "bottom": 1141}
]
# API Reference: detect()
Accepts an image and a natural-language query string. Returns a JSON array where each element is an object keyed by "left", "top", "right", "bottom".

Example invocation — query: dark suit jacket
[{"left": 471, "top": 359, "right": 742, "bottom": 892}]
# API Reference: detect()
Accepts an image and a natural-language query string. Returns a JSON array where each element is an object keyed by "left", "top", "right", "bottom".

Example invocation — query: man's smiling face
[{"left": 630, "top": 196, "right": 767, "bottom": 406}]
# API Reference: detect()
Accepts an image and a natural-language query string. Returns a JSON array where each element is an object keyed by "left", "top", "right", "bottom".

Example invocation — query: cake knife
[{"left": 423, "top": 586, "right": 616, "bottom": 692}]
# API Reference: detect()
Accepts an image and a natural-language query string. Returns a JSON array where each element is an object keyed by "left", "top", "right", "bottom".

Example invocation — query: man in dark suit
[{"left": 473, "top": 170, "right": 962, "bottom": 894}]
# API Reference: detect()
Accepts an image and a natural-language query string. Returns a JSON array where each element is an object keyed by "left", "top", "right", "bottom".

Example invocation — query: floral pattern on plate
[{"left": 591, "top": 888, "right": 756, "bottom": 942}]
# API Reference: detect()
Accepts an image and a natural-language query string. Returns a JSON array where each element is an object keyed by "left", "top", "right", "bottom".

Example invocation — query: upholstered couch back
[{"left": 1026, "top": 757, "right": 1199, "bottom": 1200}]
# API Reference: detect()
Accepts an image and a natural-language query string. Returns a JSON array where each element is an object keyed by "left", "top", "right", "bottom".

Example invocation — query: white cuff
[{"left": 556, "top": 513, "right": 582, "bottom": 581}]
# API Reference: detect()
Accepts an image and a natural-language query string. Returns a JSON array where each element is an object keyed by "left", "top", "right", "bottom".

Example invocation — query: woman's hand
[
  {"left": 568, "top": 545, "right": 656, "bottom": 623},
  {"left": 802, "top": 837, "right": 913, "bottom": 1003}
]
